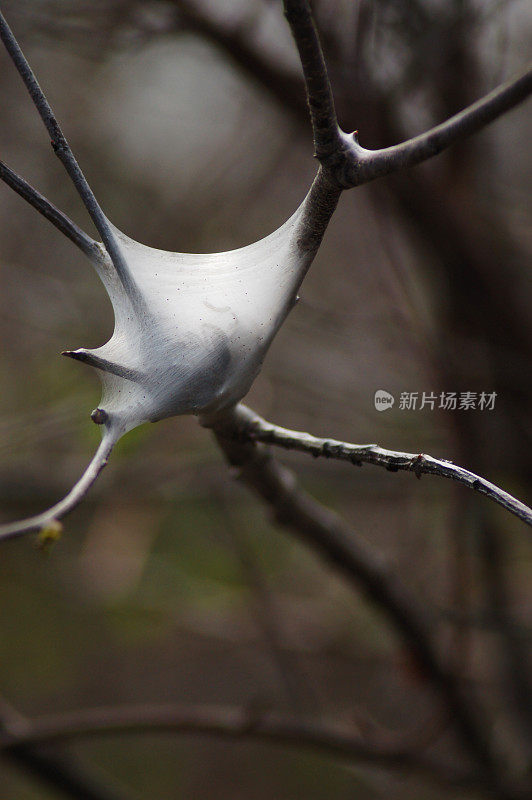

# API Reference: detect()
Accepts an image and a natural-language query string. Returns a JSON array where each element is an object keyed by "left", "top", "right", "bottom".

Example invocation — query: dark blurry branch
[
  {"left": 0, "top": 11, "right": 143, "bottom": 308},
  {"left": 0, "top": 703, "right": 489, "bottom": 794},
  {"left": 0, "top": 161, "right": 102, "bottom": 262},
  {"left": 478, "top": 515, "right": 532, "bottom": 746},
  {"left": 171, "top": 0, "right": 307, "bottom": 117},
  {"left": 447, "top": 497, "right": 475, "bottom": 710},
  {"left": 226, "top": 405, "right": 532, "bottom": 527},
  {"left": 0, "top": 700, "right": 135, "bottom": 800},
  {"left": 5, "top": 748, "right": 134, "bottom": 800},
  {"left": 0, "top": 432, "right": 116, "bottom": 542},
  {"left": 223, "top": 499, "right": 316, "bottom": 714},
  {"left": 206, "top": 409, "right": 500, "bottom": 779}
]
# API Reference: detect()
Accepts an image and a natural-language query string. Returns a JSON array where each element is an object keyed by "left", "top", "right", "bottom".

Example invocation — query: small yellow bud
[{"left": 37, "top": 520, "right": 63, "bottom": 551}]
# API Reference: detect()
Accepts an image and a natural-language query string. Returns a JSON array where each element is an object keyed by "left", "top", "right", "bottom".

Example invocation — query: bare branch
[
  {"left": 0, "top": 11, "right": 143, "bottom": 307},
  {"left": 222, "top": 501, "right": 316, "bottom": 714},
  {"left": 282, "top": 0, "right": 341, "bottom": 160},
  {"left": 204, "top": 1, "right": 530, "bottom": 200},
  {"left": 0, "top": 430, "right": 117, "bottom": 542},
  {"left": 172, "top": 0, "right": 307, "bottom": 117},
  {"left": 478, "top": 515, "right": 532, "bottom": 746},
  {"left": 276, "top": 0, "right": 532, "bottom": 189},
  {"left": 0, "top": 699, "right": 135, "bottom": 800},
  {"left": 344, "top": 66, "right": 532, "bottom": 186},
  {"left": 206, "top": 408, "right": 499, "bottom": 777},
  {"left": 223, "top": 405, "right": 532, "bottom": 528},
  {"left": 0, "top": 703, "right": 487, "bottom": 794},
  {"left": 277, "top": 4, "right": 531, "bottom": 188},
  {"left": 0, "top": 161, "right": 102, "bottom": 262}
]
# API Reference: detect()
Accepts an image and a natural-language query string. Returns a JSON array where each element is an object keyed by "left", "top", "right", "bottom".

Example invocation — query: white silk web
[
  {"left": 0, "top": 8, "right": 325, "bottom": 540},
  {"left": 70, "top": 196, "right": 312, "bottom": 440}
]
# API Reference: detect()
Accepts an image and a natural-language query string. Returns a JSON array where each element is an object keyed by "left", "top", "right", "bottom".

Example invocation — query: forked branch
[
  {"left": 208, "top": 408, "right": 498, "bottom": 776},
  {"left": 0, "top": 703, "right": 486, "bottom": 794},
  {"left": 283, "top": 0, "right": 532, "bottom": 187},
  {"left": 0, "top": 698, "right": 134, "bottom": 800},
  {"left": 226, "top": 405, "right": 532, "bottom": 527},
  {"left": 0, "top": 161, "right": 102, "bottom": 262},
  {"left": 0, "top": 11, "right": 141, "bottom": 305}
]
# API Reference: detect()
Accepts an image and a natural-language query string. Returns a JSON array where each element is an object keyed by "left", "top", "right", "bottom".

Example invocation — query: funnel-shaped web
[
  {"left": 66, "top": 197, "right": 314, "bottom": 442},
  {"left": 0, "top": 7, "right": 342, "bottom": 539},
  {"left": 0, "top": 157, "right": 337, "bottom": 539},
  {"left": 1, "top": 6, "right": 531, "bottom": 542}
]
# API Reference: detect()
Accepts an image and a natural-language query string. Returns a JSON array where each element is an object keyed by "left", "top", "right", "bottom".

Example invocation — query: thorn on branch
[
  {"left": 62, "top": 350, "right": 144, "bottom": 383},
  {"left": 412, "top": 455, "right": 425, "bottom": 479}
]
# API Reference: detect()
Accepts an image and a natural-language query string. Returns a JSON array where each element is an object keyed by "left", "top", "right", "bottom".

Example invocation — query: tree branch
[
  {"left": 276, "top": 3, "right": 532, "bottom": 189},
  {"left": 282, "top": 0, "right": 341, "bottom": 160},
  {"left": 172, "top": 0, "right": 307, "bottom": 118},
  {"left": 0, "top": 429, "right": 117, "bottom": 542},
  {"left": 0, "top": 161, "right": 102, "bottom": 262},
  {"left": 0, "top": 703, "right": 487, "bottom": 794},
  {"left": 0, "top": 699, "right": 135, "bottom": 800},
  {"left": 0, "top": 11, "right": 143, "bottom": 307},
  {"left": 224, "top": 405, "right": 532, "bottom": 528},
  {"left": 206, "top": 408, "right": 500, "bottom": 778},
  {"left": 344, "top": 66, "right": 532, "bottom": 186},
  {"left": 478, "top": 515, "right": 532, "bottom": 746},
  {"left": 222, "top": 497, "right": 316, "bottom": 714}
]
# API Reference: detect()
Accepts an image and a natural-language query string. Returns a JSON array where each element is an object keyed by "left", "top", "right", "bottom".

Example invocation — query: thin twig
[
  {"left": 0, "top": 161, "right": 102, "bottom": 262},
  {"left": 0, "top": 11, "right": 142, "bottom": 307},
  {"left": 226, "top": 405, "right": 532, "bottom": 527},
  {"left": 207, "top": 408, "right": 500, "bottom": 778},
  {"left": 345, "top": 66, "right": 532, "bottom": 186},
  {"left": 0, "top": 703, "right": 488, "bottom": 794},
  {"left": 0, "top": 429, "right": 117, "bottom": 542}
]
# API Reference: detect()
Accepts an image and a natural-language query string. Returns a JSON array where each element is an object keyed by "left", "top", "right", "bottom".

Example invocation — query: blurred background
[{"left": 0, "top": 0, "right": 531, "bottom": 797}]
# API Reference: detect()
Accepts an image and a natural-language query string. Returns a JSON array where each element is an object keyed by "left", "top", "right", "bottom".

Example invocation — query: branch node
[
  {"left": 322, "top": 441, "right": 333, "bottom": 458},
  {"left": 412, "top": 455, "right": 425, "bottom": 479},
  {"left": 91, "top": 408, "right": 108, "bottom": 425}
]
